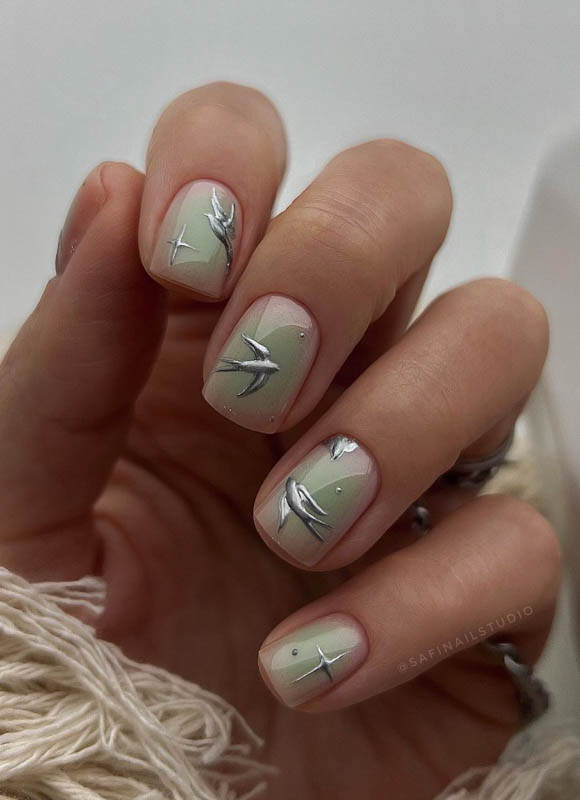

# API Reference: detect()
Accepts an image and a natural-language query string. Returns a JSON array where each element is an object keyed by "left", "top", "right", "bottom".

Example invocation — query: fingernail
[
  {"left": 203, "top": 295, "right": 319, "bottom": 433},
  {"left": 56, "top": 166, "right": 107, "bottom": 274},
  {"left": 255, "top": 435, "right": 379, "bottom": 565},
  {"left": 150, "top": 180, "right": 240, "bottom": 297},
  {"left": 259, "top": 614, "right": 368, "bottom": 707}
]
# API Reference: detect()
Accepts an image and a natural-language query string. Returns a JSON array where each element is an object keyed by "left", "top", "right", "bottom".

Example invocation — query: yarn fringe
[
  {"left": 0, "top": 568, "right": 274, "bottom": 800},
  {"left": 436, "top": 722, "right": 580, "bottom": 799}
]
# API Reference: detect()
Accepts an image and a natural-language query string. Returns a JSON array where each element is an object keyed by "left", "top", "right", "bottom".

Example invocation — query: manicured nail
[
  {"left": 150, "top": 180, "right": 240, "bottom": 297},
  {"left": 259, "top": 614, "right": 368, "bottom": 707},
  {"left": 255, "top": 435, "right": 379, "bottom": 565},
  {"left": 203, "top": 295, "right": 319, "bottom": 433},
  {"left": 56, "top": 167, "right": 107, "bottom": 274}
]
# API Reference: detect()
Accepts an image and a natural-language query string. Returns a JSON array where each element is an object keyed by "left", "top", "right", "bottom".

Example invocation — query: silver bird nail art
[
  {"left": 324, "top": 434, "right": 359, "bottom": 460},
  {"left": 167, "top": 223, "right": 198, "bottom": 266},
  {"left": 214, "top": 334, "right": 279, "bottom": 397},
  {"left": 278, "top": 476, "right": 333, "bottom": 542},
  {"left": 292, "top": 644, "right": 347, "bottom": 684},
  {"left": 205, "top": 187, "right": 236, "bottom": 274}
]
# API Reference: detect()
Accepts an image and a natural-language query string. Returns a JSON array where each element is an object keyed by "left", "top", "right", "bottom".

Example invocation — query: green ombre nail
[
  {"left": 255, "top": 435, "right": 379, "bottom": 565},
  {"left": 259, "top": 614, "right": 368, "bottom": 707}
]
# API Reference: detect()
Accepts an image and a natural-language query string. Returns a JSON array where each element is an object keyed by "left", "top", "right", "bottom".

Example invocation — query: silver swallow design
[
  {"left": 167, "top": 223, "right": 198, "bottom": 266},
  {"left": 292, "top": 644, "right": 347, "bottom": 684},
  {"left": 324, "top": 434, "right": 359, "bottom": 460},
  {"left": 205, "top": 187, "right": 236, "bottom": 274},
  {"left": 278, "top": 476, "right": 333, "bottom": 542},
  {"left": 214, "top": 334, "right": 279, "bottom": 397}
]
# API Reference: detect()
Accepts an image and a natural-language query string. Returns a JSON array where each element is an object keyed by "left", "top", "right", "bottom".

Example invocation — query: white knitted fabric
[
  {"left": 436, "top": 724, "right": 580, "bottom": 800},
  {"left": 0, "top": 569, "right": 273, "bottom": 800}
]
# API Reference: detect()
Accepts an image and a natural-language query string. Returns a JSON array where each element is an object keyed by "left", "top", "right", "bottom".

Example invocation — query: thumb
[{"left": 0, "top": 162, "right": 166, "bottom": 578}]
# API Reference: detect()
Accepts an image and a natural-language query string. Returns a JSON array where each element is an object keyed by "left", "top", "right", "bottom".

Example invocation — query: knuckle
[
  {"left": 459, "top": 278, "right": 549, "bottom": 352},
  {"left": 199, "top": 81, "right": 280, "bottom": 117},
  {"left": 341, "top": 139, "right": 452, "bottom": 232},
  {"left": 149, "top": 84, "right": 284, "bottom": 167},
  {"left": 476, "top": 494, "right": 562, "bottom": 578},
  {"left": 284, "top": 197, "right": 383, "bottom": 268},
  {"left": 369, "top": 139, "right": 449, "bottom": 186}
]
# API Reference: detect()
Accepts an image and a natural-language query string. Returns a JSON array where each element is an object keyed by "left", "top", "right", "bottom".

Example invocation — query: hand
[{"left": 0, "top": 83, "right": 560, "bottom": 799}]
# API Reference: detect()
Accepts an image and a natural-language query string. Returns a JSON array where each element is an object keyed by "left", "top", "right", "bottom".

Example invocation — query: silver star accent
[
  {"left": 214, "top": 334, "right": 279, "bottom": 397},
  {"left": 292, "top": 645, "right": 347, "bottom": 684},
  {"left": 205, "top": 187, "right": 236, "bottom": 274},
  {"left": 278, "top": 477, "right": 332, "bottom": 542},
  {"left": 167, "top": 223, "right": 198, "bottom": 266},
  {"left": 324, "top": 434, "right": 359, "bottom": 460}
]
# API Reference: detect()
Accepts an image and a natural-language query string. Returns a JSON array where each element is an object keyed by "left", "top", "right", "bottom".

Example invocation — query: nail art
[
  {"left": 150, "top": 180, "right": 240, "bottom": 297},
  {"left": 259, "top": 614, "right": 367, "bottom": 707},
  {"left": 279, "top": 477, "right": 332, "bottom": 541},
  {"left": 203, "top": 295, "right": 319, "bottom": 432},
  {"left": 205, "top": 187, "right": 236, "bottom": 273},
  {"left": 215, "top": 334, "right": 280, "bottom": 397},
  {"left": 255, "top": 435, "right": 379, "bottom": 565}
]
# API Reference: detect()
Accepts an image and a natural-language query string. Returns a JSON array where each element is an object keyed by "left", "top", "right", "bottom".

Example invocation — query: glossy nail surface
[
  {"left": 259, "top": 614, "right": 367, "bottom": 707},
  {"left": 150, "top": 180, "right": 239, "bottom": 297},
  {"left": 203, "top": 295, "right": 319, "bottom": 433},
  {"left": 255, "top": 435, "right": 379, "bottom": 565}
]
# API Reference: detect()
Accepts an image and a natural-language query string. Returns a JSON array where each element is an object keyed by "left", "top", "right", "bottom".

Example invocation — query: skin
[{"left": 0, "top": 84, "right": 561, "bottom": 799}]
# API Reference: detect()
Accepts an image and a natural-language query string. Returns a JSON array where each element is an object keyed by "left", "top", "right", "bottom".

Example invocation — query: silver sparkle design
[
  {"left": 292, "top": 645, "right": 347, "bottom": 684},
  {"left": 205, "top": 187, "right": 236, "bottom": 274},
  {"left": 324, "top": 434, "right": 359, "bottom": 461},
  {"left": 167, "top": 223, "right": 198, "bottom": 266},
  {"left": 214, "top": 334, "right": 279, "bottom": 397},
  {"left": 278, "top": 477, "right": 332, "bottom": 542}
]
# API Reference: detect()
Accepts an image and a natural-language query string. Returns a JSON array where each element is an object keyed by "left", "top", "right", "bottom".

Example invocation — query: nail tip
[
  {"left": 149, "top": 266, "right": 225, "bottom": 299},
  {"left": 202, "top": 391, "right": 279, "bottom": 434}
]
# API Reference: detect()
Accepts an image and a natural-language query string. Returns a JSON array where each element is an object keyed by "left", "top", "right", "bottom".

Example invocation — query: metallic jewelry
[
  {"left": 408, "top": 431, "right": 515, "bottom": 534},
  {"left": 279, "top": 476, "right": 333, "bottom": 542},
  {"left": 483, "top": 639, "right": 550, "bottom": 724},
  {"left": 292, "top": 644, "right": 347, "bottom": 684},
  {"left": 167, "top": 223, "right": 198, "bottom": 266},
  {"left": 411, "top": 502, "right": 432, "bottom": 534},
  {"left": 324, "top": 434, "right": 359, "bottom": 461},
  {"left": 442, "top": 430, "right": 515, "bottom": 489},
  {"left": 205, "top": 187, "right": 236, "bottom": 274},
  {"left": 214, "top": 334, "right": 279, "bottom": 397}
]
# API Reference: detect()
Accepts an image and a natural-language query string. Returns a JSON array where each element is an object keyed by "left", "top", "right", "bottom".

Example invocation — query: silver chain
[{"left": 483, "top": 639, "right": 550, "bottom": 724}]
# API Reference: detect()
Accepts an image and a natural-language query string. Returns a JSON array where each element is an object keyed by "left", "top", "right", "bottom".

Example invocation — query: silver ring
[
  {"left": 409, "top": 430, "right": 514, "bottom": 534},
  {"left": 442, "top": 430, "right": 514, "bottom": 489},
  {"left": 483, "top": 639, "right": 550, "bottom": 724}
]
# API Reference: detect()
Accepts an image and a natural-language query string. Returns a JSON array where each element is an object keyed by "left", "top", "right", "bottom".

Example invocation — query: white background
[{"left": 1, "top": 1, "right": 580, "bottom": 329}]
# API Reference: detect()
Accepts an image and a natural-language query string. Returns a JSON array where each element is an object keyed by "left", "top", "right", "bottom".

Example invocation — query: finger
[
  {"left": 258, "top": 494, "right": 561, "bottom": 711},
  {"left": 337, "top": 263, "right": 431, "bottom": 387},
  {"left": 140, "top": 82, "right": 287, "bottom": 301},
  {"left": 0, "top": 163, "right": 165, "bottom": 576},
  {"left": 254, "top": 278, "right": 549, "bottom": 568},
  {"left": 202, "top": 139, "right": 451, "bottom": 433}
]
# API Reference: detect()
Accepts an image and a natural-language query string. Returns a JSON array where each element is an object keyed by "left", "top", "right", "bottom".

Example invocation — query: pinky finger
[{"left": 259, "top": 494, "right": 561, "bottom": 711}]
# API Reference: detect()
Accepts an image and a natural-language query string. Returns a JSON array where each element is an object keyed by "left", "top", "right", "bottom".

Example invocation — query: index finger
[{"left": 139, "top": 82, "right": 287, "bottom": 300}]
